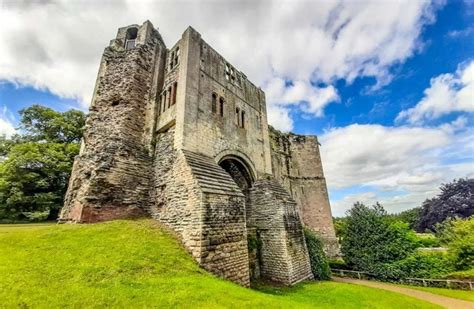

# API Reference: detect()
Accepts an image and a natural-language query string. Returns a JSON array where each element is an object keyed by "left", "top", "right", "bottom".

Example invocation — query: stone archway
[
  {"left": 218, "top": 155, "right": 261, "bottom": 279},
  {"left": 218, "top": 156, "right": 254, "bottom": 192}
]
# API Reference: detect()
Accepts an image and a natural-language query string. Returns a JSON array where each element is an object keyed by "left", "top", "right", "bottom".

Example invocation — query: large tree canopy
[
  {"left": 418, "top": 178, "right": 474, "bottom": 232},
  {"left": 0, "top": 105, "right": 85, "bottom": 221}
]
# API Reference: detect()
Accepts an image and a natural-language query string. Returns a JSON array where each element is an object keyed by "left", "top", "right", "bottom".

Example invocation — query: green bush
[
  {"left": 304, "top": 227, "right": 331, "bottom": 280},
  {"left": 370, "top": 251, "right": 454, "bottom": 280},
  {"left": 445, "top": 268, "right": 474, "bottom": 280},
  {"left": 328, "top": 259, "right": 351, "bottom": 270},
  {"left": 341, "top": 202, "right": 418, "bottom": 271},
  {"left": 415, "top": 234, "right": 441, "bottom": 248}
]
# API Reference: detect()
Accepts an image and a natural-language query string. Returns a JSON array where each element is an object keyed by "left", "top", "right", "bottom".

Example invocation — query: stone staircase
[{"left": 182, "top": 150, "right": 244, "bottom": 196}]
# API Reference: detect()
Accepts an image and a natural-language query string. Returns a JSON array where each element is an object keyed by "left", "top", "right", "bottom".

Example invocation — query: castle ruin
[{"left": 60, "top": 21, "right": 338, "bottom": 287}]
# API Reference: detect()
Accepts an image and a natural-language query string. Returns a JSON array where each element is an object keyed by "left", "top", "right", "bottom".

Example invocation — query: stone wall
[
  {"left": 269, "top": 127, "right": 340, "bottom": 257},
  {"left": 175, "top": 27, "right": 272, "bottom": 177},
  {"left": 248, "top": 179, "right": 313, "bottom": 284}
]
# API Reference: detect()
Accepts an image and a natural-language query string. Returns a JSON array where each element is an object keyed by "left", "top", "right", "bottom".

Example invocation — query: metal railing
[{"left": 331, "top": 268, "right": 474, "bottom": 291}]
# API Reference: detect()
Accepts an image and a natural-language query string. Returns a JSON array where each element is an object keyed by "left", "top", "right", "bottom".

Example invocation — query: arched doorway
[
  {"left": 218, "top": 155, "right": 261, "bottom": 280},
  {"left": 218, "top": 156, "right": 254, "bottom": 192}
]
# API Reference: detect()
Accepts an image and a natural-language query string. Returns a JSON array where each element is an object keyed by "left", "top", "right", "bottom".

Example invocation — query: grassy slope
[{"left": 0, "top": 220, "right": 440, "bottom": 308}]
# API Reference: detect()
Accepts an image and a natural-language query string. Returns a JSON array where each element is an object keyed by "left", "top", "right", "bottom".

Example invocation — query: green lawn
[{"left": 0, "top": 220, "right": 441, "bottom": 308}]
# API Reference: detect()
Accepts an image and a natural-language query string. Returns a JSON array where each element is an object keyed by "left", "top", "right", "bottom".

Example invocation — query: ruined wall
[
  {"left": 269, "top": 127, "right": 339, "bottom": 257},
  {"left": 61, "top": 22, "right": 165, "bottom": 222},
  {"left": 248, "top": 179, "right": 313, "bottom": 284}
]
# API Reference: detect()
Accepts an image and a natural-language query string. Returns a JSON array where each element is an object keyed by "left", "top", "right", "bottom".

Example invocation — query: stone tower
[{"left": 60, "top": 21, "right": 338, "bottom": 286}]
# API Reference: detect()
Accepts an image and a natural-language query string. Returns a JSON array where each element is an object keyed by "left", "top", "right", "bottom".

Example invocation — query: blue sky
[{"left": 0, "top": 0, "right": 473, "bottom": 216}]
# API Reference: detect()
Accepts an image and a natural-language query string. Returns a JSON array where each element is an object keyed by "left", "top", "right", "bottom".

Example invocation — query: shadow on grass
[{"left": 251, "top": 279, "right": 314, "bottom": 296}]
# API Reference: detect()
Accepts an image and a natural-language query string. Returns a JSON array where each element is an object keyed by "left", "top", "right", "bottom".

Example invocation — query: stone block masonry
[{"left": 60, "top": 20, "right": 339, "bottom": 286}]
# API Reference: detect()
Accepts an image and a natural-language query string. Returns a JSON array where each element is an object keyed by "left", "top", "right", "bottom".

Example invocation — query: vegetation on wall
[
  {"left": 304, "top": 227, "right": 331, "bottom": 280},
  {"left": 0, "top": 105, "right": 85, "bottom": 221}
]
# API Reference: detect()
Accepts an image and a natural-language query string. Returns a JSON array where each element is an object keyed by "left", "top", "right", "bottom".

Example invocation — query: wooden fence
[{"left": 331, "top": 268, "right": 474, "bottom": 291}]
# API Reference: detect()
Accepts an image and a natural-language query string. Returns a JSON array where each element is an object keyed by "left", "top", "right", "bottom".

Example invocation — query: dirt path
[{"left": 334, "top": 277, "right": 473, "bottom": 309}]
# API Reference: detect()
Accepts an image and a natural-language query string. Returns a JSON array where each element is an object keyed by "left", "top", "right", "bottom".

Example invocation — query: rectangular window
[
  {"left": 172, "top": 82, "right": 177, "bottom": 105},
  {"left": 125, "top": 39, "right": 136, "bottom": 50}
]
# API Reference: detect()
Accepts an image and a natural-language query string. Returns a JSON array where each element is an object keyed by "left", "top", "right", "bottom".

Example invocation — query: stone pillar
[{"left": 248, "top": 179, "right": 313, "bottom": 284}]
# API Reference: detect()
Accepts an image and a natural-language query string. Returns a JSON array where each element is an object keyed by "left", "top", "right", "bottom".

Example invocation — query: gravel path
[{"left": 334, "top": 277, "right": 474, "bottom": 309}]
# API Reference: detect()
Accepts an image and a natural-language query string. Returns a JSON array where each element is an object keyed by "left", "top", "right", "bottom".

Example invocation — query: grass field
[{"left": 0, "top": 220, "right": 442, "bottom": 308}]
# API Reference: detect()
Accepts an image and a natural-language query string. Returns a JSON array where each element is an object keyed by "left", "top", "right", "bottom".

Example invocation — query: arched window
[
  {"left": 169, "top": 51, "right": 175, "bottom": 70},
  {"left": 241, "top": 110, "right": 245, "bottom": 128},
  {"left": 174, "top": 47, "right": 179, "bottom": 66},
  {"left": 172, "top": 82, "right": 177, "bottom": 105},
  {"left": 125, "top": 27, "right": 138, "bottom": 50},
  {"left": 211, "top": 93, "right": 217, "bottom": 113},
  {"left": 219, "top": 97, "right": 225, "bottom": 117},
  {"left": 235, "top": 107, "right": 240, "bottom": 125}
]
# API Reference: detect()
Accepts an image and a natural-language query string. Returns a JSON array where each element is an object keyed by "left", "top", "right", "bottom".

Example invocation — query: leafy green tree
[
  {"left": 418, "top": 178, "right": 474, "bottom": 232},
  {"left": 0, "top": 105, "right": 85, "bottom": 221},
  {"left": 436, "top": 217, "right": 474, "bottom": 270},
  {"left": 388, "top": 207, "right": 422, "bottom": 230},
  {"left": 304, "top": 227, "right": 331, "bottom": 280},
  {"left": 341, "top": 202, "right": 418, "bottom": 271},
  {"left": 333, "top": 217, "right": 347, "bottom": 241},
  {"left": 19, "top": 104, "right": 85, "bottom": 143}
]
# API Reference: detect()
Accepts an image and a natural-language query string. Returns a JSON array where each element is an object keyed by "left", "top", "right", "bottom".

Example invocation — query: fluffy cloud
[
  {"left": 0, "top": 106, "right": 16, "bottom": 137},
  {"left": 397, "top": 61, "right": 474, "bottom": 124},
  {"left": 320, "top": 123, "right": 474, "bottom": 215},
  {"left": 0, "top": 0, "right": 442, "bottom": 128}
]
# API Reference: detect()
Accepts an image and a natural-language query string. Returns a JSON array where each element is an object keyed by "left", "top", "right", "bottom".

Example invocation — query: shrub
[
  {"left": 444, "top": 217, "right": 474, "bottom": 270},
  {"left": 370, "top": 251, "right": 454, "bottom": 280},
  {"left": 415, "top": 233, "right": 441, "bottom": 248},
  {"left": 304, "top": 227, "right": 331, "bottom": 280},
  {"left": 341, "top": 202, "right": 418, "bottom": 271},
  {"left": 328, "top": 259, "right": 351, "bottom": 270}
]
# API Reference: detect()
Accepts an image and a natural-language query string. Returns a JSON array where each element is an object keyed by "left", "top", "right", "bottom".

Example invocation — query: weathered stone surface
[
  {"left": 269, "top": 127, "right": 340, "bottom": 257},
  {"left": 60, "top": 20, "right": 338, "bottom": 285}
]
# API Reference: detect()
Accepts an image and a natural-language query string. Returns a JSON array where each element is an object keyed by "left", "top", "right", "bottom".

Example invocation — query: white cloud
[
  {"left": 320, "top": 123, "right": 474, "bottom": 215},
  {"left": 0, "top": 106, "right": 16, "bottom": 138},
  {"left": 397, "top": 61, "right": 474, "bottom": 124},
  {"left": 0, "top": 0, "right": 442, "bottom": 128}
]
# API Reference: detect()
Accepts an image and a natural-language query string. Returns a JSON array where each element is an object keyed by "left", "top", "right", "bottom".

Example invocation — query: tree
[
  {"left": 388, "top": 207, "right": 422, "bottom": 230},
  {"left": 436, "top": 217, "right": 474, "bottom": 270},
  {"left": 341, "top": 202, "right": 418, "bottom": 271},
  {"left": 333, "top": 217, "right": 347, "bottom": 241},
  {"left": 418, "top": 178, "right": 474, "bottom": 232},
  {"left": 19, "top": 104, "right": 85, "bottom": 143},
  {"left": 0, "top": 105, "right": 85, "bottom": 221}
]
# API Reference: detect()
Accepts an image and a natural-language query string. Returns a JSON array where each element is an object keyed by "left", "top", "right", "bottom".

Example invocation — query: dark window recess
[
  {"left": 241, "top": 111, "right": 245, "bottom": 128},
  {"left": 125, "top": 27, "right": 138, "bottom": 50},
  {"left": 167, "top": 87, "right": 172, "bottom": 108},
  {"left": 236, "top": 107, "right": 240, "bottom": 126},
  {"left": 172, "top": 82, "right": 177, "bottom": 105},
  {"left": 219, "top": 97, "right": 225, "bottom": 117}
]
